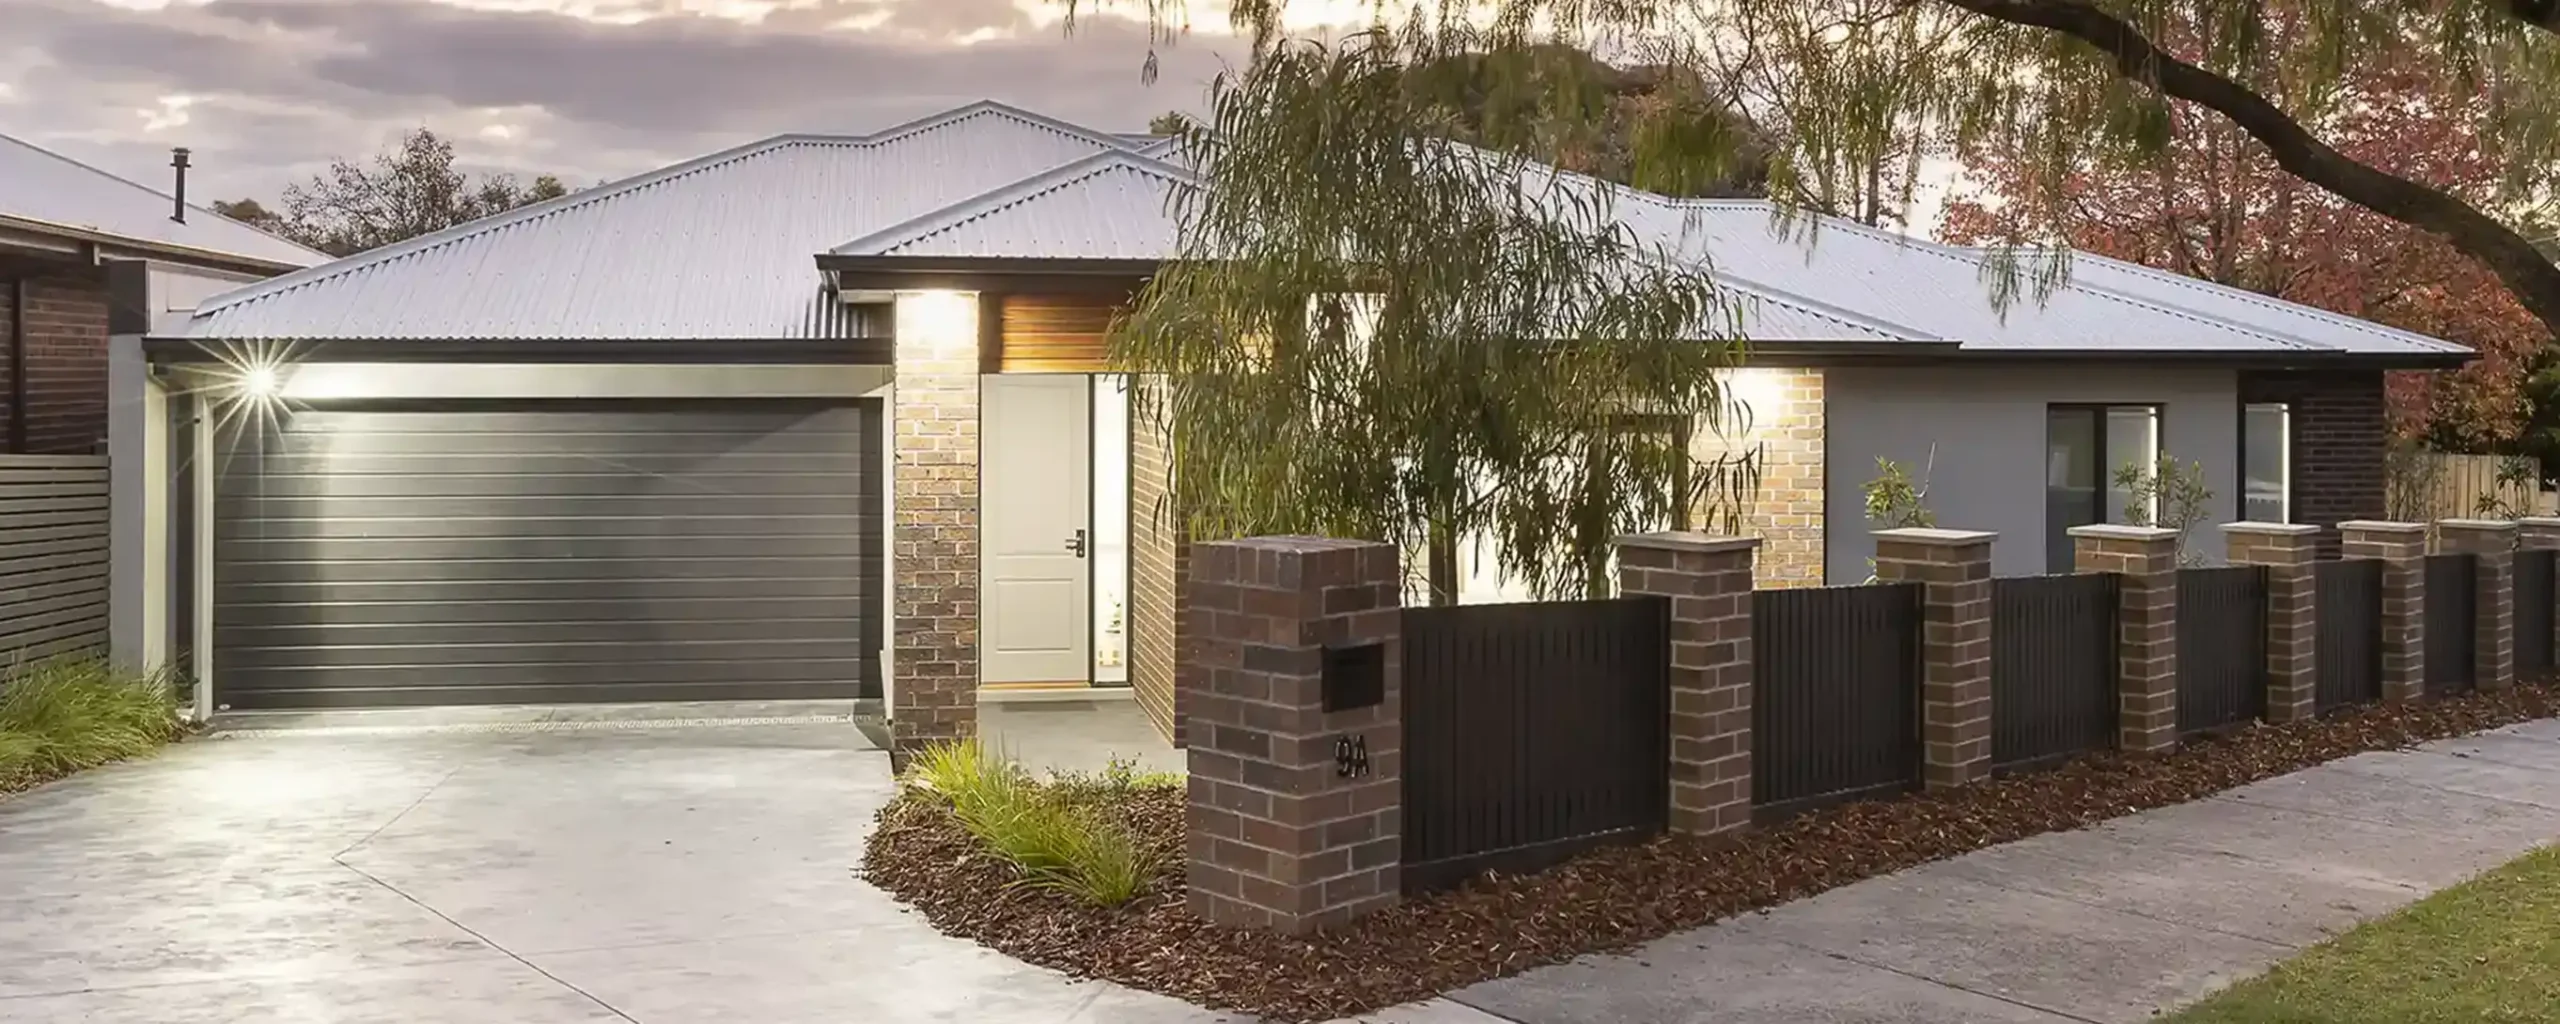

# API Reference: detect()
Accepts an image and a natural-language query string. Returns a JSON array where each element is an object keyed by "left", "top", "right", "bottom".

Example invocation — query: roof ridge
[
  {"left": 831, "top": 148, "right": 1197, "bottom": 256},
  {"left": 0, "top": 131, "right": 331, "bottom": 265}
]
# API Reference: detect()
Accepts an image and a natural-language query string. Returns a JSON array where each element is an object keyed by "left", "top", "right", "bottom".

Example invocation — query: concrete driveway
[{"left": 0, "top": 707, "right": 1212, "bottom": 1024}]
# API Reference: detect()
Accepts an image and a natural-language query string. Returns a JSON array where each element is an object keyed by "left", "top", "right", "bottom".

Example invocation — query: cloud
[{"left": 1, "top": 0, "right": 1235, "bottom": 200}]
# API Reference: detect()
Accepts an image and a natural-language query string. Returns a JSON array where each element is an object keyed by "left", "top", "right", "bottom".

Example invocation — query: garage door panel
[
  {"left": 217, "top": 513, "right": 874, "bottom": 542},
  {"left": 213, "top": 400, "right": 882, "bottom": 708}
]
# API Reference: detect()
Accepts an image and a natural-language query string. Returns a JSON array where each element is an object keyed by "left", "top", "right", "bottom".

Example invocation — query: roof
[
  {"left": 187, "top": 102, "right": 1147, "bottom": 340},
  {"left": 0, "top": 133, "right": 326, "bottom": 272},
  {"left": 178, "top": 99, "right": 2471, "bottom": 364}
]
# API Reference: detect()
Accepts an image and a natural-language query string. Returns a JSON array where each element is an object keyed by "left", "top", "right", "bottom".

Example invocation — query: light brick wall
[
  {"left": 890, "top": 291, "right": 981, "bottom": 749},
  {"left": 1693, "top": 367, "right": 1824, "bottom": 588},
  {"left": 1, "top": 272, "right": 111, "bottom": 454},
  {"left": 1127, "top": 374, "right": 1190, "bottom": 746}
]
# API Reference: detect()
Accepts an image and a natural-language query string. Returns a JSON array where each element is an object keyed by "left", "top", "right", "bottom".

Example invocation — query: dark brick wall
[
  {"left": 2239, "top": 370, "right": 2387, "bottom": 559},
  {"left": 1, "top": 270, "right": 112, "bottom": 455}
]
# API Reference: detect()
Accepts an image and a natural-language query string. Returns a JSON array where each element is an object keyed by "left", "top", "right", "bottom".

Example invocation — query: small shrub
[
  {"left": 2114, "top": 453, "right": 2217, "bottom": 565},
  {"left": 0, "top": 657, "right": 182, "bottom": 791},
  {"left": 898, "top": 740, "right": 1167, "bottom": 908}
]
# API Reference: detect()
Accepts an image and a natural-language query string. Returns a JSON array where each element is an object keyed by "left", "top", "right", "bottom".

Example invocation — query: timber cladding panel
[
  {"left": 988, "top": 294, "right": 1122, "bottom": 373},
  {"left": 0, "top": 455, "right": 110, "bottom": 665}
]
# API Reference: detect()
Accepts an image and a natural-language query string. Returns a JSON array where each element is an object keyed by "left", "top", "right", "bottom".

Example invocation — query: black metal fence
[
  {"left": 1990, "top": 574, "right": 2119, "bottom": 770},
  {"left": 1751, "top": 583, "right": 1923, "bottom": 821},
  {"left": 2176, "top": 565, "right": 2268, "bottom": 736},
  {"left": 2315, "top": 559, "right": 2384, "bottom": 713},
  {"left": 1400, "top": 597, "right": 1669, "bottom": 894},
  {"left": 2517, "top": 549, "right": 2555, "bottom": 678},
  {"left": 2425, "top": 553, "right": 2478, "bottom": 695}
]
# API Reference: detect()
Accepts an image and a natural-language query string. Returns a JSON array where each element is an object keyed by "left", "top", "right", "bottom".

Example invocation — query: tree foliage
[
  {"left": 1061, "top": 0, "right": 2560, "bottom": 336},
  {"left": 1942, "top": 14, "right": 2549, "bottom": 448},
  {"left": 217, "top": 129, "right": 572, "bottom": 257},
  {"left": 1113, "top": 31, "right": 1756, "bottom": 602}
]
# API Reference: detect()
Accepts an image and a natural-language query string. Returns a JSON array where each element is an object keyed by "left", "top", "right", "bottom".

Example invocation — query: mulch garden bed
[{"left": 861, "top": 681, "right": 2560, "bottom": 1022}]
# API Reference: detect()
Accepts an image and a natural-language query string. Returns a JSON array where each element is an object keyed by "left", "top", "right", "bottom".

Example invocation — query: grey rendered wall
[{"left": 1825, "top": 364, "right": 2241, "bottom": 581}]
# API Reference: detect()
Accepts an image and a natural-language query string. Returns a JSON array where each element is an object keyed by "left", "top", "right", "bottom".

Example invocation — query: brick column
[
  {"left": 2521, "top": 518, "right": 2560, "bottom": 670},
  {"left": 2071, "top": 525, "right": 2180, "bottom": 753},
  {"left": 889, "top": 290, "right": 981, "bottom": 750},
  {"left": 2224, "top": 523, "right": 2320, "bottom": 724},
  {"left": 1183, "top": 536, "right": 1401, "bottom": 935},
  {"left": 2439, "top": 519, "right": 2517, "bottom": 692},
  {"left": 1873, "top": 528, "right": 1993, "bottom": 789},
  {"left": 2343, "top": 521, "right": 2428, "bottom": 701},
  {"left": 1617, "top": 533, "right": 1758, "bottom": 836}
]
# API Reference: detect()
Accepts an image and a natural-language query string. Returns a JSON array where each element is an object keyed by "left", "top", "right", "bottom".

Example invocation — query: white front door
[{"left": 980, "top": 375, "right": 1093, "bottom": 685}]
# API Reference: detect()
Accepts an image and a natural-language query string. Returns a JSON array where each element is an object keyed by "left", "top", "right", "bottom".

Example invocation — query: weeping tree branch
[{"left": 1945, "top": 0, "right": 2560, "bottom": 338}]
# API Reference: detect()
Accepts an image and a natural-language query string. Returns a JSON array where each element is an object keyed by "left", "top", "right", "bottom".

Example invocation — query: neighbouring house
[
  {"left": 1, "top": 134, "right": 322, "bottom": 454},
  {"left": 106, "top": 101, "right": 2467, "bottom": 748}
]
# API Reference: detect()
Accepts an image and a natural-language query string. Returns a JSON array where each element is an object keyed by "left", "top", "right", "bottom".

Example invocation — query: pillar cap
[
  {"left": 2338, "top": 520, "right": 2430, "bottom": 534},
  {"left": 2438, "top": 518, "right": 2520, "bottom": 532},
  {"left": 1615, "top": 531, "right": 1761, "bottom": 555},
  {"left": 2519, "top": 517, "right": 2560, "bottom": 529},
  {"left": 1207, "top": 535, "right": 1389, "bottom": 553},
  {"left": 1873, "top": 527, "right": 1996, "bottom": 545},
  {"left": 2065, "top": 523, "right": 2178, "bottom": 541},
  {"left": 2220, "top": 521, "right": 2320, "bottom": 537}
]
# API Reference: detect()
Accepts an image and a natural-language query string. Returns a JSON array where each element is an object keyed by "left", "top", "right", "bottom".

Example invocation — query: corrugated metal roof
[
  {"left": 0, "top": 133, "right": 326, "bottom": 270},
  {"left": 833, "top": 150, "right": 1195, "bottom": 260},
  {"left": 187, "top": 102, "right": 1142, "bottom": 340}
]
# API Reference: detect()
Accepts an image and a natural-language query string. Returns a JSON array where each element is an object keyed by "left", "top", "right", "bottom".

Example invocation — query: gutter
[{"left": 0, "top": 212, "right": 310, "bottom": 277}]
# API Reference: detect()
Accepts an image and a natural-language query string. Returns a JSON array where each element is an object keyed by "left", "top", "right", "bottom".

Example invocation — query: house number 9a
[{"left": 1334, "top": 735, "right": 1371, "bottom": 778}]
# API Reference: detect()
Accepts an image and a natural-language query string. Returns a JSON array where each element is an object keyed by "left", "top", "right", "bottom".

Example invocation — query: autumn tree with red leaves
[{"left": 1942, "top": 27, "right": 2549, "bottom": 448}]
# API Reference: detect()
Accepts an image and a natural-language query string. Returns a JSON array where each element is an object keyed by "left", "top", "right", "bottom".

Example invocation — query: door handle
[{"left": 1066, "top": 529, "right": 1088, "bottom": 558}]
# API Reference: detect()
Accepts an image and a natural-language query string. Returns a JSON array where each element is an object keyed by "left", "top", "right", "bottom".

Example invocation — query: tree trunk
[
  {"left": 1427, "top": 523, "right": 1460, "bottom": 607},
  {"left": 1943, "top": 0, "right": 2560, "bottom": 340}
]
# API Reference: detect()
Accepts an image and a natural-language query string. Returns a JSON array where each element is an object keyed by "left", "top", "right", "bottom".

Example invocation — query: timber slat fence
[{"left": 0, "top": 455, "right": 111, "bottom": 667}]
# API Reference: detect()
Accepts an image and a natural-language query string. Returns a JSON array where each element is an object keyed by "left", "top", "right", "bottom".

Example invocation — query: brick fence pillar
[
  {"left": 2343, "top": 521, "right": 2429, "bottom": 701},
  {"left": 1617, "top": 533, "right": 1758, "bottom": 837},
  {"left": 2439, "top": 519, "right": 2517, "bottom": 692},
  {"left": 2071, "top": 525, "right": 2180, "bottom": 753},
  {"left": 1183, "top": 536, "right": 1401, "bottom": 935},
  {"left": 2223, "top": 523, "right": 2320, "bottom": 724},
  {"left": 1873, "top": 528, "right": 1993, "bottom": 789},
  {"left": 2521, "top": 517, "right": 2560, "bottom": 670}
]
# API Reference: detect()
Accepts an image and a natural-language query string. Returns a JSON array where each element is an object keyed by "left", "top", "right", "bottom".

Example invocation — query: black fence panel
[
  {"left": 2516, "top": 550, "right": 2555, "bottom": 678},
  {"left": 1990, "top": 573, "right": 2119, "bottom": 771},
  {"left": 2426, "top": 553, "right": 2477, "bottom": 696},
  {"left": 1752, "top": 583, "right": 1922, "bottom": 821},
  {"left": 2177, "top": 565, "right": 2268, "bottom": 736},
  {"left": 1401, "top": 596, "right": 1669, "bottom": 894},
  {"left": 2315, "top": 559, "right": 2384, "bottom": 713}
]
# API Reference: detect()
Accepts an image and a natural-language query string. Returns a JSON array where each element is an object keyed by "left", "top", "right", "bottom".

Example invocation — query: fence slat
[
  {"left": 1992, "top": 574, "right": 2118, "bottom": 769},
  {"left": 2425, "top": 553, "right": 2478, "bottom": 695},
  {"left": 2316, "top": 559, "right": 2385, "bottom": 712},
  {"left": 2515, "top": 550, "right": 2555, "bottom": 678},
  {"left": 0, "top": 455, "right": 112, "bottom": 668},
  {"left": 1751, "top": 582, "right": 1921, "bottom": 820},
  {"left": 1400, "top": 597, "right": 1667, "bottom": 894},
  {"left": 2177, "top": 566, "right": 2269, "bottom": 736}
]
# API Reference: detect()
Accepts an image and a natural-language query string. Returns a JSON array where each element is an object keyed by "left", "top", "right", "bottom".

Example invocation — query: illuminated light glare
[{"left": 241, "top": 365, "right": 279, "bottom": 397}]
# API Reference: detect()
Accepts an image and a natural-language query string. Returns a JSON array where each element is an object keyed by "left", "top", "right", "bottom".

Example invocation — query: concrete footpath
[{"left": 1356, "top": 718, "right": 2560, "bottom": 1024}]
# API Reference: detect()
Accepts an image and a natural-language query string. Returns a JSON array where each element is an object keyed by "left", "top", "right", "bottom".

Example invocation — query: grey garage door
[{"left": 211, "top": 400, "right": 881, "bottom": 710}]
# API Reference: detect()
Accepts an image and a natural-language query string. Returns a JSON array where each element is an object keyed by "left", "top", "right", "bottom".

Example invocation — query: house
[
  {"left": 106, "top": 101, "right": 2467, "bottom": 749},
  {"left": 2, "top": 133, "right": 322, "bottom": 453}
]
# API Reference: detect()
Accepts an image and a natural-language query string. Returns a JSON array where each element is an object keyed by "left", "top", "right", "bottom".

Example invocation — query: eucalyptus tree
[
  {"left": 1073, "top": 0, "right": 2560, "bottom": 335},
  {"left": 1112, "top": 30, "right": 1758, "bottom": 602}
]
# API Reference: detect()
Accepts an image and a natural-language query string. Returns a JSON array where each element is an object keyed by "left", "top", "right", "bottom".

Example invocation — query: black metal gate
[
  {"left": 1751, "top": 583, "right": 1922, "bottom": 820},
  {"left": 2517, "top": 550, "right": 2555, "bottom": 678},
  {"left": 2315, "top": 559, "right": 2384, "bottom": 713},
  {"left": 1400, "top": 597, "right": 1669, "bottom": 894},
  {"left": 2426, "top": 553, "right": 2477, "bottom": 695},
  {"left": 1991, "top": 574, "right": 2119, "bottom": 770},
  {"left": 2177, "top": 565, "right": 2268, "bottom": 736}
]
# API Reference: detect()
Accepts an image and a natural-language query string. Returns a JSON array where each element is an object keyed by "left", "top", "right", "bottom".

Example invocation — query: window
[
  {"left": 2046, "top": 404, "right": 2162, "bottom": 572},
  {"left": 2241, "top": 403, "right": 2290, "bottom": 524}
]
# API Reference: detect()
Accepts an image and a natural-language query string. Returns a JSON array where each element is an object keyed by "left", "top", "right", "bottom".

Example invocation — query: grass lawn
[{"left": 2167, "top": 845, "right": 2560, "bottom": 1023}]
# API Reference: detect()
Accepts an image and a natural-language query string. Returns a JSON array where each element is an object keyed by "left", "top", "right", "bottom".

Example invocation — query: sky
[{"left": 0, "top": 0, "right": 1292, "bottom": 203}]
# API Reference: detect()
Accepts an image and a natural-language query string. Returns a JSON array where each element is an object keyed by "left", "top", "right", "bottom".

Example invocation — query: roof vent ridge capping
[{"left": 2081, "top": 252, "right": 2458, "bottom": 346}]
